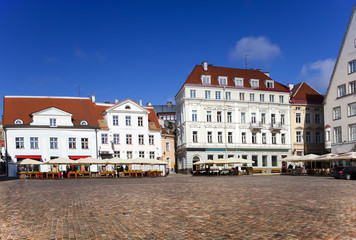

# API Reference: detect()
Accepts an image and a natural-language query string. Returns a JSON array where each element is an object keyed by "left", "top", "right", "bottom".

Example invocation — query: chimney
[
  {"left": 263, "top": 72, "right": 270, "bottom": 77},
  {"left": 288, "top": 84, "right": 294, "bottom": 91},
  {"left": 115, "top": 99, "right": 119, "bottom": 103},
  {"left": 146, "top": 102, "right": 152, "bottom": 107},
  {"left": 91, "top": 95, "right": 95, "bottom": 103},
  {"left": 202, "top": 61, "right": 208, "bottom": 71},
  {"left": 140, "top": 98, "right": 142, "bottom": 106},
  {"left": 256, "top": 69, "right": 262, "bottom": 71}
]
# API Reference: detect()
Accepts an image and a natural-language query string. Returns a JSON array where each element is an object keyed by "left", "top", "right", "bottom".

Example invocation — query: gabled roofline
[
  {"left": 104, "top": 99, "right": 150, "bottom": 113},
  {"left": 31, "top": 106, "right": 73, "bottom": 116},
  {"left": 324, "top": 2, "right": 356, "bottom": 102}
]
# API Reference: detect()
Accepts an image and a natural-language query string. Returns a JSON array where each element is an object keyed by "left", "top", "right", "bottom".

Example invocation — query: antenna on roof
[
  {"left": 74, "top": 84, "right": 81, "bottom": 97},
  {"left": 244, "top": 55, "right": 249, "bottom": 69}
]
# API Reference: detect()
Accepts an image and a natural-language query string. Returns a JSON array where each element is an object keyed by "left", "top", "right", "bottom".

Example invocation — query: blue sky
[{"left": 0, "top": 0, "right": 354, "bottom": 113}]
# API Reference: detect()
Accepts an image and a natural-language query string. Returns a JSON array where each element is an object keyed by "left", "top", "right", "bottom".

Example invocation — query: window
[
  {"left": 138, "top": 135, "right": 144, "bottom": 145},
  {"left": 201, "top": 75, "right": 211, "bottom": 84},
  {"left": 260, "top": 94, "right": 265, "bottom": 102},
  {"left": 272, "top": 156, "right": 278, "bottom": 167},
  {"left": 125, "top": 105, "right": 131, "bottom": 109},
  {"left": 315, "top": 113, "right": 321, "bottom": 124},
  {"left": 138, "top": 117, "right": 143, "bottom": 127},
  {"left": 217, "top": 111, "right": 222, "bottom": 122},
  {"left": 218, "top": 132, "right": 223, "bottom": 143},
  {"left": 192, "top": 131, "right": 198, "bottom": 143},
  {"left": 241, "top": 132, "right": 246, "bottom": 143},
  {"left": 219, "top": 76, "right": 227, "bottom": 85},
  {"left": 305, "top": 113, "right": 311, "bottom": 124},
  {"left": 251, "top": 80, "right": 259, "bottom": 88},
  {"left": 334, "top": 127, "right": 342, "bottom": 143},
  {"left": 295, "top": 107, "right": 301, "bottom": 110},
  {"left": 81, "top": 138, "right": 88, "bottom": 149},
  {"left": 261, "top": 113, "right": 266, "bottom": 124},
  {"left": 192, "top": 110, "right": 197, "bottom": 122},
  {"left": 271, "top": 114, "right": 276, "bottom": 124},
  {"left": 315, "top": 131, "right": 322, "bottom": 143},
  {"left": 208, "top": 155, "right": 214, "bottom": 160},
  {"left": 113, "top": 116, "right": 119, "bottom": 126},
  {"left": 266, "top": 81, "right": 274, "bottom": 88},
  {"left": 225, "top": 91, "right": 231, "bottom": 100},
  {"left": 139, "top": 151, "right": 144, "bottom": 158},
  {"left": 149, "top": 151, "right": 155, "bottom": 159},
  {"left": 113, "top": 134, "right": 120, "bottom": 144},
  {"left": 241, "top": 112, "right": 246, "bottom": 123},
  {"left": 207, "top": 132, "right": 212, "bottom": 143},
  {"left": 166, "top": 142, "right": 170, "bottom": 152},
  {"left": 348, "top": 60, "right": 356, "bottom": 74},
  {"left": 272, "top": 133, "right": 277, "bottom": 144},
  {"left": 149, "top": 135, "right": 154, "bottom": 145},
  {"left": 101, "top": 134, "right": 108, "bottom": 144},
  {"left": 14, "top": 119, "right": 23, "bottom": 124},
  {"left": 333, "top": 107, "right": 341, "bottom": 120},
  {"left": 206, "top": 111, "right": 212, "bottom": 122},
  {"left": 269, "top": 95, "right": 274, "bottom": 103},
  {"left": 296, "top": 151, "right": 303, "bottom": 156},
  {"left": 338, "top": 85, "right": 346, "bottom": 97},
  {"left": 348, "top": 103, "right": 356, "bottom": 116},
  {"left": 262, "top": 133, "right": 266, "bottom": 144},
  {"left": 296, "top": 113, "right": 301, "bottom": 123},
  {"left": 239, "top": 93, "right": 245, "bottom": 101},
  {"left": 80, "top": 120, "right": 88, "bottom": 125},
  {"left": 69, "top": 138, "right": 76, "bottom": 149},
  {"left": 251, "top": 113, "right": 256, "bottom": 123},
  {"left": 250, "top": 93, "right": 255, "bottom": 101},
  {"left": 235, "top": 78, "right": 243, "bottom": 86},
  {"left": 296, "top": 131, "right": 302, "bottom": 143},
  {"left": 281, "top": 114, "right": 285, "bottom": 125},
  {"left": 114, "top": 151, "right": 120, "bottom": 158},
  {"left": 350, "top": 81, "right": 356, "bottom": 94},
  {"left": 228, "top": 132, "right": 233, "bottom": 143},
  {"left": 227, "top": 112, "right": 232, "bottom": 123},
  {"left": 126, "top": 116, "right": 131, "bottom": 126},
  {"left": 252, "top": 132, "right": 257, "bottom": 144},
  {"left": 326, "top": 131, "right": 330, "bottom": 142},
  {"left": 252, "top": 155, "right": 258, "bottom": 167},
  {"left": 215, "top": 91, "right": 221, "bottom": 99},
  {"left": 205, "top": 90, "right": 211, "bottom": 99},
  {"left": 127, "top": 151, "right": 133, "bottom": 159},
  {"left": 190, "top": 90, "right": 196, "bottom": 98},
  {"left": 30, "top": 137, "right": 38, "bottom": 149},
  {"left": 50, "top": 118, "right": 57, "bottom": 127},
  {"left": 126, "top": 134, "right": 132, "bottom": 144},
  {"left": 349, "top": 124, "right": 356, "bottom": 141},
  {"left": 279, "top": 95, "right": 284, "bottom": 103},
  {"left": 305, "top": 131, "right": 312, "bottom": 143},
  {"left": 50, "top": 137, "right": 58, "bottom": 149},
  {"left": 262, "top": 155, "right": 268, "bottom": 167},
  {"left": 281, "top": 134, "right": 286, "bottom": 144},
  {"left": 15, "top": 137, "right": 24, "bottom": 149}
]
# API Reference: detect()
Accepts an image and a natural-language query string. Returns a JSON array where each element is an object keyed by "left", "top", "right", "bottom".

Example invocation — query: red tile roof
[
  {"left": 180, "top": 64, "right": 289, "bottom": 93},
  {"left": 290, "top": 82, "right": 324, "bottom": 104},
  {"left": 144, "top": 107, "right": 161, "bottom": 131}
]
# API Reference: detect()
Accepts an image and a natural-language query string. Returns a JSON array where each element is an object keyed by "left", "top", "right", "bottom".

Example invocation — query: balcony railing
[
  {"left": 250, "top": 122, "right": 263, "bottom": 130},
  {"left": 270, "top": 122, "right": 282, "bottom": 131}
]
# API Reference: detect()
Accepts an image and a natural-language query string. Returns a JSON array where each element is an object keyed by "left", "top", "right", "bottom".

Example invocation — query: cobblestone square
[{"left": 0, "top": 175, "right": 355, "bottom": 239}]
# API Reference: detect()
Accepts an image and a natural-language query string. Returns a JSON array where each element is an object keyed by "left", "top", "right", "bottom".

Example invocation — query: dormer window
[
  {"left": 14, "top": 119, "right": 23, "bottom": 124},
  {"left": 266, "top": 80, "right": 274, "bottom": 88},
  {"left": 218, "top": 76, "right": 227, "bottom": 85},
  {"left": 80, "top": 120, "right": 88, "bottom": 125},
  {"left": 250, "top": 79, "right": 259, "bottom": 88},
  {"left": 201, "top": 75, "right": 211, "bottom": 84},
  {"left": 234, "top": 78, "right": 244, "bottom": 86},
  {"left": 50, "top": 118, "right": 57, "bottom": 127}
]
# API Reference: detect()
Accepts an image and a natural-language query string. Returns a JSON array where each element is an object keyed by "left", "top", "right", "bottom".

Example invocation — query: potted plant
[{"left": 247, "top": 167, "right": 254, "bottom": 175}]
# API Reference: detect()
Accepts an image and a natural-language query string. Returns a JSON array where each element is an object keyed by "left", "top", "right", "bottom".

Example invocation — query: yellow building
[
  {"left": 290, "top": 82, "right": 325, "bottom": 156},
  {"left": 161, "top": 129, "right": 175, "bottom": 172}
]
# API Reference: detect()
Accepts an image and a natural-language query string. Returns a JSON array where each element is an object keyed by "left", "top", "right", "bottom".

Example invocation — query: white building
[
  {"left": 324, "top": 3, "right": 356, "bottom": 153},
  {"left": 3, "top": 96, "right": 99, "bottom": 177},
  {"left": 175, "top": 62, "right": 292, "bottom": 173}
]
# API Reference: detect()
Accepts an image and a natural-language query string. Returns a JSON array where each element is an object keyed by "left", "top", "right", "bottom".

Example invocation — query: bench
[
  {"left": 271, "top": 169, "right": 281, "bottom": 173},
  {"left": 253, "top": 169, "right": 263, "bottom": 173}
]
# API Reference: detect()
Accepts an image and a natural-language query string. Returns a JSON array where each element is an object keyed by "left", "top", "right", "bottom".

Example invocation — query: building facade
[
  {"left": 324, "top": 3, "right": 356, "bottom": 153},
  {"left": 290, "top": 82, "right": 325, "bottom": 156},
  {"left": 175, "top": 62, "right": 292, "bottom": 173},
  {"left": 161, "top": 129, "right": 175, "bottom": 172}
]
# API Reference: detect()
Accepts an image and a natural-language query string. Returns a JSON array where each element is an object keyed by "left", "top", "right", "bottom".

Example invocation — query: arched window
[
  {"left": 125, "top": 105, "right": 131, "bottom": 109},
  {"left": 192, "top": 156, "right": 201, "bottom": 171},
  {"left": 14, "top": 119, "right": 23, "bottom": 124},
  {"left": 80, "top": 120, "right": 88, "bottom": 125}
]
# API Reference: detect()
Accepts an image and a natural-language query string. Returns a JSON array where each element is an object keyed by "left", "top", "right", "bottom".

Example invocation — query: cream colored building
[
  {"left": 290, "top": 82, "right": 325, "bottom": 156},
  {"left": 161, "top": 129, "right": 175, "bottom": 172}
]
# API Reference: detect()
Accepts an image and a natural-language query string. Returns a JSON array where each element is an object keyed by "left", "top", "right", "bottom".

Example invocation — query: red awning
[
  {"left": 16, "top": 155, "right": 42, "bottom": 159},
  {"left": 69, "top": 156, "right": 91, "bottom": 160}
]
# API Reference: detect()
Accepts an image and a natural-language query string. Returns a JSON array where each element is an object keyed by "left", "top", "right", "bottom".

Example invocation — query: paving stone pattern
[{"left": 0, "top": 175, "right": 355, "bottom": 240}]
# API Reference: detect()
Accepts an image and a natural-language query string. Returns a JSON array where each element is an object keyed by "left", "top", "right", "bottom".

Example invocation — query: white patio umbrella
[
  {"left": 105, "top": 157, "right": 127, "bottom": 165},
  {"left": 332, "top": 152, "right": 356, "bottom": 160},
  {"left": 13, "top": 159, "right": 43, "bottom": 165},
  {"left": 312, "top": 153, "right": 338, "bottom": 161},
  {"left": 192, "top": 160, "right": 214, "bottom": 165},
  {"left": 76, "top": 157, "right": 106, "bottom": 165},
  {"left": 280, "top": 155, "right": 304, "bottom": 162},
  {"left": 227, "top": 157, "right": 255, "bottom": 164},
  {"left": 43, "top": 157, "right": 76, "bottom": 165}
]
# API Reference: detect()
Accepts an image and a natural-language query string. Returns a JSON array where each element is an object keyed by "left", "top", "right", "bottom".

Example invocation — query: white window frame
[
  {"left": 225, "top": 91, "right": 231, "bottom": 100},
  {"left": 334, "top": 127, "right": 342, "bottom": 143},
  {"left": 207, "top": 132, "right": 212, "bottom": 143},
  {"left": 126, "top": 134, "right": 132, "bottom": 145},
  {"left": 250, "top": 93, "right": 255, "bottom": 101},
  {"left": 260, "top": 94, "right": 265, "bottom": 102},
  {"left": 69, "top": 137, "right": 76, "bottom": 149},
  {"left": 215, "top": 91, "right": 221, "bottom": 100},
  {"left": 348, "top": 60, "right": 356, "bottom": 74},
  {"left": 138, "top": 117, "right": 143, "bottom": 127},
  {"left": 190, "top": 89, "right": 196, "bottom": 98},
  {"left": 234, "top": 78, "right": 243, "bottom": 86},
  {"left": 348, "top": 102, "right": 356, "bottom": 116},
  {"left": 192, "top": 131, "right": 198, "bottom": 143},
  {"left": 30, "top": 137, "right": 38, "bottom": 149},
  {"left": 239, "top": 93, "right": 245, "bottom": 101},
  {"left": 250, "top": 79, "right": 259, "bottom": 88},
  {"left": 338, "top": 84, "right": 346, "bottom": 97},
  {"left": 50, "top": 118, "right": 57, "bottom": 127},
  {"left": 113, "top": 134, "right": 120, "bottom": 144},
  {"left": 296, "top": 131, "right": 302, "bottom": 143},
  {"left": 149, "top": 135, "right": 154, "bottom": 145},
  {"left": 349, "top": 124, "right": 356, "bottom": 141},
  {"left": 138, "top": 134, "right": 144, "bottom": 145},
  {"left": 101, "top": 134, "right": 108, "bottom": 144},
  {"left": 81, "top": 138, "right": 89, "bottom": 149},
  {"left": 15, "top": 137, "right": 24, "bottom": 149},
  {"left": 50, "top": 137, "right": 58, "bottom": 149},
  {"left": 333, "top": 107, "right": 341, "bottom": 120},
  {"left": 266, "top": 80, "right": 274, "bottom": 88},
  {"left": 126, "top": 116, "right": 131, "bottom": 126},
  {"left": 218, "top": 76, "right": 227, "bottom": 85},
  {"left": 201, "top": 75, "right": 211, "bottom": 84},
  {"left": 192, "top": 110, "right": 197, "bottom": 122},
  {"left": 113, "top": 116, "right": 119, "bottom": 126},
  {"left": 205, "top": 90, "right": 211, "bottom": 99},
  {"left": 269, "top": 95, "right": 274, "bottom": 103},
  {"left": 349, "top": 80, "right": 356, "bottom": 94}
]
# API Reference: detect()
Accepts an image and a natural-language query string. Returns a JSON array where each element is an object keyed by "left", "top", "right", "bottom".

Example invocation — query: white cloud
[
  {"left": 300, "top": 58, "right": 335, "bottom": 93},
  {"left": 230, "top": 36, "right": 282, "bottom": 63}
]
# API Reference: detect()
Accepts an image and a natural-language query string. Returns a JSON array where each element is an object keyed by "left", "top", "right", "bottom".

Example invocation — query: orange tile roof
[
  {"left": 290, "top": 82, "right": 324, "bottom": 104},
  {"left": 179, "top": 64, "right": 289, "bottom": 93},
  {"left": 144, "top": 107, "right": 161, "bottom": 131}
]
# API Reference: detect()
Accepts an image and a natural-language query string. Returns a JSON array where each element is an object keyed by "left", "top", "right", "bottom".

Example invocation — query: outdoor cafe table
[
  {"left": 99, "top": 171, "right": 115, "bottom": 178},
  {"left": 46, "top": 172, "right": 60, "bottom": 179},
  {"left": 17, "top": 171, "right": 44, "bottom": 179},
  {"left": 67, "top": 171, "right": 78, "bottom": 178}
]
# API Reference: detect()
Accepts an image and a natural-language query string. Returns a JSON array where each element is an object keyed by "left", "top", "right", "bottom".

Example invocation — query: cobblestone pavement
[{"left": 0, "top": 175, "right": 355, "bottom": 240}]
